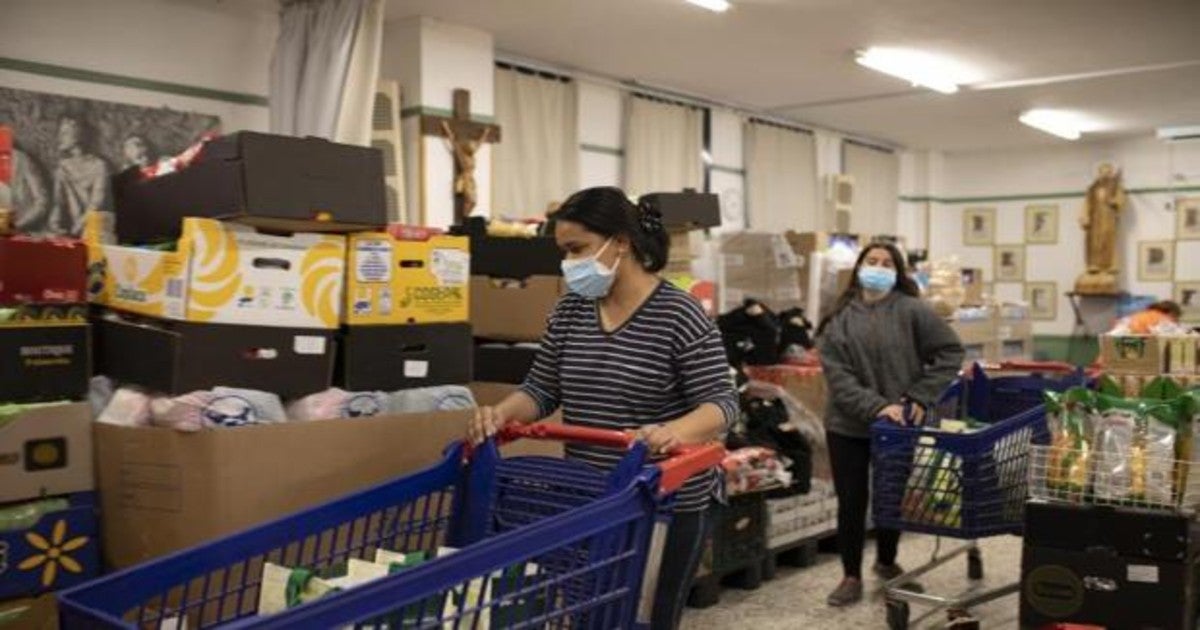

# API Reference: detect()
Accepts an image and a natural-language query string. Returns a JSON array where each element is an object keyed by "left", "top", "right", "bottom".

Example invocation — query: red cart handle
[
  {"left": 973, "top": 359, "right": 1079, "bottom": 374},
  {"left": 496, "top": 423, "right": 726, "bottom": 494}
]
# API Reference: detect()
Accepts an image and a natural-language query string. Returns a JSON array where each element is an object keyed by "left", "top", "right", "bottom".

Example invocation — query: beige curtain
[
  {"left": 843, "top": 141, "right": 900, "bottom": 237},
  {"left": 493, "top": 67, "right": 579, "bottom": 218},
  {"left": 744, "top": 120, "right": 818, "bottom": 232},
  {"left": 623, "top": 95, "right": 703, "bottom": 198}
]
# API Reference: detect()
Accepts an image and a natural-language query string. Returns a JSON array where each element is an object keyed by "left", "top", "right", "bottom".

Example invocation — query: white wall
[
  {"left": 0, "top": 0, "right": 275, "bottom": 133},
  {"left": 926, "top": 137, "right": 1200, "bottom": 334},
  {"left": 383, "top": 17, "right": 494, "bottom": 228}
]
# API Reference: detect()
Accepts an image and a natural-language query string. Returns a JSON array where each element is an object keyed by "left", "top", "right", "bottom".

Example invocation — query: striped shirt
[{"left": 520, "top": 281, "right": 738, "bottom": 512}]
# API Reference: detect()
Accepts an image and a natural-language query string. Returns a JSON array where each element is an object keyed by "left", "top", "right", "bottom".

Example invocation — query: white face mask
[{"left": 561, "top": 238, "right": 621, "bottom": 298}]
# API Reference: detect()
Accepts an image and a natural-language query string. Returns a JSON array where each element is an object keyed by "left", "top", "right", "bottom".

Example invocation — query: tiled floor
[{"left": 681, "top": 535, "right": 1023, "bottom": 629}]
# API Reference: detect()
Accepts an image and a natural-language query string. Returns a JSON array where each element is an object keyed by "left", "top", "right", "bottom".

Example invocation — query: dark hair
[
  {"left": 816, "top": 242, "right": 920, "bottom": 336},
  {"left": 553, "top": 186, "right": 669, "bottom": 272},
  {"left": 1149, "top": 300, "right": 1182, "bottom": 319}
]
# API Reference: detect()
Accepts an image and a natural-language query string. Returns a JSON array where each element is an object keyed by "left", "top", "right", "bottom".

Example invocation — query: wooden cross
[{"left": 420, "top": 89, "right": 501, "bottom": 224}]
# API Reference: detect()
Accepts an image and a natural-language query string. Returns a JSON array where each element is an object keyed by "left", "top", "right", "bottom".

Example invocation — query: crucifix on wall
[{"left": 420, "top": 89, "right": 501, "bottom": 224}]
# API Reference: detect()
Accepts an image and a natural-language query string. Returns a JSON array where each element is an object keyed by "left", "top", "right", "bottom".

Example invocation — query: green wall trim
[
  {"left": 580, "top": 143, "right": 624, "bottom": 157},
  {"left": 0, "top": 56, "right": 269, "bottom": 106},
  {"left": 399, "top": 105, "right": 496, "bottom": 124},
  {"left": 710, "top": 164, "right": 746, "bottom": 176},
  {"left": 1033, "top": 334, "right": 1099, "bottom": 366},
  {"left": 900, "top": 185, "right": 1200, "bottom": 205}
]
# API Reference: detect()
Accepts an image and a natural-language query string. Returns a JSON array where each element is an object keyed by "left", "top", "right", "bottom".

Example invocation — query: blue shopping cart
[
  {"left": 870, "top": 361, "right": 1089, "bottom": 630},
  {"left": 59, "top": 423, "right": 724, "bottom": 629}
]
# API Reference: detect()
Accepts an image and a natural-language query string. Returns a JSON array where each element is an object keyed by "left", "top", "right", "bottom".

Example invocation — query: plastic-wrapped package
[
  {"left": 923, "top": 256, "right": 965, "bottom": 318},
  {"left": 150, "top": 391, "right": 217, "bottom": 432},
  {"left": 287, "top": 388, "right": 390, "bottom": 421},
  {"left": 1092, "top": 404, "right": 1137, "bottom": 502},
  {"left": 1044, "top": 388, "right": 1093, "bottom": 493},
  {"left": 96, "top": 387, "right": 153, "bottom": 427}
]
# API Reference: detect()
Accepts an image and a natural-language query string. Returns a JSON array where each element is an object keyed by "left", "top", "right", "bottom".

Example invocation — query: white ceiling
[{"left": 385, "top": 0, "right": 1200, "bottom": 152}]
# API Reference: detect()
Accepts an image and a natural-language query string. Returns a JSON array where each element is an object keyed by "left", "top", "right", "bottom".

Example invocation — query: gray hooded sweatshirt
[{"left": 817, "top": 292, "right": 965, "bottom": 438}]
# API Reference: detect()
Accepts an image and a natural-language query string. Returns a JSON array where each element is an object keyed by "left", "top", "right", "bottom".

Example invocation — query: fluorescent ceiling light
[
  {"left": 1019, "top": 109, "right": 1096, "bottom": 141},
  {"left": 685, "top": 0, "right": 731, "bottom": 13},
  {"left": 855, "top": 47, "right": 977, "bottom": 94}
]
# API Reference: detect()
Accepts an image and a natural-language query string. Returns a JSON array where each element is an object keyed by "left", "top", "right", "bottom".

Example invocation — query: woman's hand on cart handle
[
  {"left": 469, "top": 405, "right": 509, "bottom": 445},
  {"left": 878, "top": 404, "right": 906, "bottom": 425},
  {"left": 630, "top": 423, "right": 681, "bottom": 455}
]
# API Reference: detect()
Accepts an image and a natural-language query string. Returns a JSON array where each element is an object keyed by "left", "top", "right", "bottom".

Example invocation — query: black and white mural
[{"left": 0, "top": 87, "right": 220, "bottom": 236}]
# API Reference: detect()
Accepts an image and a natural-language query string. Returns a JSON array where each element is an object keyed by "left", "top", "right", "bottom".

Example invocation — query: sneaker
[
  {"left": 874, "top": 563, "right": 924, "bottom": 593},
  {"left": 826, "top": 577, "right": 863, "bottom": 607}
]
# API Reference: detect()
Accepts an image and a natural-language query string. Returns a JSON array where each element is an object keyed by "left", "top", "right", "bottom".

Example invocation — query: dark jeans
[
  {"left": 650, "top": 508, "right": 711, "bottom": 629},
  {"left": 827, "top": 431, "right": 900, "bottom": 579}
]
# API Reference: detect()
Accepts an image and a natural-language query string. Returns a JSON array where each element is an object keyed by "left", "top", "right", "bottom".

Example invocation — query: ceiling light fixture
[
  {"left": 1019, "top": 109, "right": 1089, "bottom": 140},
  {"left": 854, "top": 47, "right": 971, "bottom": 94},
  {"left": 685, "top": 0, "right": 731, "bottom": 13}
]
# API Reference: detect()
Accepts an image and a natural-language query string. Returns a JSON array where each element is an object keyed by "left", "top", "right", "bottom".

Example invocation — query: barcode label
[{"left": 167, "top": 278, "right": 184, "bottom": 298}]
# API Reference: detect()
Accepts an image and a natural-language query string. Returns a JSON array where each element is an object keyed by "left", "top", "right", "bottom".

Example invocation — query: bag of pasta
[
  {"left": 1092, "top": 393, "right": 1182, "bottom": 506},
  {"left": 1044, "top": 387, "right": 1094, "bottom": 494}
]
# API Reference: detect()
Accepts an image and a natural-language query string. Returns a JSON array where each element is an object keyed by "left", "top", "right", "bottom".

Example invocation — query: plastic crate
[{"left": 710, "top": 492, "right": 768, "bottom": 575}]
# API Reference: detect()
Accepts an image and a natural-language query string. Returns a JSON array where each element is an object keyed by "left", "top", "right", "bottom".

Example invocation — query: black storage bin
[{"left": 711, "top": 491, "right": 768, "bottom": 575}]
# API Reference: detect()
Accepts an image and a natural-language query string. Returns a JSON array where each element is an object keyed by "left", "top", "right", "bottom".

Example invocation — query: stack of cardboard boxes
[
  {"left": 644, "top": 192, "right": 723, "bottom": 317},
  {"left": 80, "top": 131, "right": 487, "bottom": 568},
  {"left": 0, "top": 237, "right": 100, "bottom": 600},
  {"left": 720, "top": 231, "right": 857, "bottom": 316},
  {"left": 947, "top": 272, "right": 1034, "bottom": 363},
  {"left": 1100, "top": 333, "right": 1200, "bottom": 394},
  {"left": 468, "top": 224, "right": 564, "bottom": 384}
]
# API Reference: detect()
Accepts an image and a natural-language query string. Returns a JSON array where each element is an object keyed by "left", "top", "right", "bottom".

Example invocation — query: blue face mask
[
  {"left": 562, "top": 238, "right": 621, "bottom": 299},
  {"left": 858, "top": 265, "right": 897, "bottom": 293}
]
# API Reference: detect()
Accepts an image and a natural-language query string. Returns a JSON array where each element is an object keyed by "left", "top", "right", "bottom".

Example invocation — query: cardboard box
[
  {"left": 668, "top": 229, "right": 697, "bottom": 262},
  {"left": 951, "top": 317, "right": 995, "bottom": 347},
  {"left": 337, "top": 322, "right": 472, "bottom": 391},
  {"left": 0, "top": 322, "right": 91, "bottom": 404},
  {"left": 470, "top": 275, "right": 562, "bottom": 342},
  {"left": 93, "top": 314, "right": 335, "bottom": 398},
  {"left": 1100, "top": 334, "right": 1167, "bottom": 374},
  {"left": 88, "top": 216, "right": 347, "bottom": 329},
  {"left": 961, "top": 268, "right": 985, "bottom": 305},
  {"left": 0, "top": 492, "right": 100, "bottom": 599},
  {"left": 0, "top": 595, "right": 60, "bottom": 630},
  {"left": 95, "top": 399, "right": 559, "bottom": 569},
  {"left": 112, "top": 131, "right": 387, "bottom": 244},
  {"left": 0, "top": 236, "right": 87, "bottom": 305},
  {"left": 469, "top": 235, "right": 562, "bottom": 279},
  {"left": 345, "top": 232, "right": 469, "bottom": 325},
  {"left": 474, "top": 343, "right": 539, "bottom": 384},
  {"left": 720, "top": 233, "right": 806, "bottom": 313},
  {"left": 0, "top": 403, "right": 93, "bottom": 503},
  {"left": 638, "top": 191, "right": 721, "bottom": 229},
  {"left": 961, "top": 340, "right": 1000, "bottom": 363}
]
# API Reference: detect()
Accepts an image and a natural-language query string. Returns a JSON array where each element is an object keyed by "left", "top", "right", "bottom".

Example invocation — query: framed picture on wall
[
  {"left": 1177, "top": 197, "right": 1200, "bottom": 240},
  {"left": 1024, "top": 204, "right": 1059, "bottom": 244},
  {"left": 963, "top": 207, "right": 995, "bottom": 245},
  {"left": 1177, "top": 282, "right": 1200, "bottom": 323},
  {"left": 1024, "top": 282, "right": 1058, "bottom": 321},
  {"left": 1137, "top": 241, "right": 1174, "bottom": 281},
  {"left": 994, "top": 245, "right": 1026, "bottom": 282}
]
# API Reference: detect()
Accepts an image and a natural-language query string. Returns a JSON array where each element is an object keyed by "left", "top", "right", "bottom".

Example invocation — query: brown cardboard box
[
  {"left": 668, "top": 229, "right": 697, "bottom": 262},
  {"left": 0, "top": 403, "right": 92, "bottom": 504},
  {"left": 720, "top": 233, "right": 807, "bottom": 313},
  {"left": 0, "top": 595, "right": 58, "bottom": 630},
  {"left": 1100, "top": 335, "right": 1166, "bottom": 374},
  {"left": 951, "top": 318, "right": 995, "bottom": 347},
  {"left": 96, "top": 384, "right": 561, "bottom": 568},
  {"left": 961, "top": 340, "right": 1000, "bottom": 363},
  {"left": 470, "top": 275, "right": 563, "bottom": 342}
]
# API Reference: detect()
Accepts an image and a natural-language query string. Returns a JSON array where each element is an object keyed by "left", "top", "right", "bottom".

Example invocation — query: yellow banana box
[
  {"left": 85, "top": 215, "right": 346, "bottom": 329},
  {"left": 344, "top": 232, "right": 470, "bottom": 325}
]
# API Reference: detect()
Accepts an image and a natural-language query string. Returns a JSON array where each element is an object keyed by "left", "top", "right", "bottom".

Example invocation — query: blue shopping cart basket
[
  {"left": 59, "top": 423, "right": 724, "bottom": 629},
  {"left": 872, "top": 361, "right": 1088, "bottom": 539}
]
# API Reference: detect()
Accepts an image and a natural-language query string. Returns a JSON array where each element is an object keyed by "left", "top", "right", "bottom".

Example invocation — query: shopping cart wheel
[
  {"left": 967, "top": 547, "right": 984, "bottom": 581},
  {"left": 886, "top": 599, "right": 910, "bottom": 630}
]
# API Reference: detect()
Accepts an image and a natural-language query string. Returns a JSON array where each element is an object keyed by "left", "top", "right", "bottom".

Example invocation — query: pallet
[
  {"left": 761, "top": 532, "right": 828, "bottom": 580},
  {"left": 687, "top": 557, "right": 766, "bottom": 609}
]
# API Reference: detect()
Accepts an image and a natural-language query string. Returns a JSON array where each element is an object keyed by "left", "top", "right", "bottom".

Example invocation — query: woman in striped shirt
[{"left": 468, "top": 186, "right": 737, "bottom": 629}]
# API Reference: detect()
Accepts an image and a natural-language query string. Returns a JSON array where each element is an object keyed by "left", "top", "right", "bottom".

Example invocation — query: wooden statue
[
  {"left": 420, "top": 89, "right": 501, "bottom": 224},
  {"left": 1075, "top": 163, "right": 1126, "bottom": 295}
]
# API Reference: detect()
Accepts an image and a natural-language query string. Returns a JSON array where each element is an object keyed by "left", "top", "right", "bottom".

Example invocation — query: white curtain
[
  {"left": 623, "top": 95, "right": 703, "bottom": 199},
  {"left": 843, "top": 141, "right": 900, "bottom": 237},
  {"left": 493, "top": 67, "right": 580, "bottom": 218},
  {"left": 270, "top": 0, "right": 381, "bottom": 144},
  {"left": 744, "top": 121, "right": 818, "bottom": 232}
]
